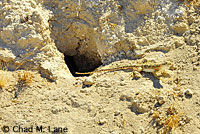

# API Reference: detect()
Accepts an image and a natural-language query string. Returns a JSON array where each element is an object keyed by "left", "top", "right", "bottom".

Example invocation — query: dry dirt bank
[{"left": 0, "top": 0, "right": 200, "bottom": 134}]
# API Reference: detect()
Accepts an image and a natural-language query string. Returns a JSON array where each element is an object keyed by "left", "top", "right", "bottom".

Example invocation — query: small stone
[
  {"left": 80, "top": 88, "right": 91, "bottom": 93},
  {"left": 197, "top": 113, "right": 200, "bottom": 118},
  {"left": 110, "top": 131, "right": 116, "bottom": 134},
  {"left": 138, "top": 106, "right": 149, "bottom": 114},
  {"left": 0, "top": 49, "right": 16, "bottom": 62},
  {"left": 120, "top": 82, "right": 126, "bottom": 86},
  {"left": 173, "top": 86, "right": 181, "bottom": 91},
  {"left": 120, "top": 76, "right": 124, "bottom": 81},
  {"left": 114, "top": 110, "right": 121, "bottom": 116},
  {"left": 133, "top": 71, "right": 142, "bottom": 79},
  {"left": 51, "top": 107, "right": 61, "bottom": 114},
  {"left": 184, "top": 116, "right": 192, "bottom": 124},
  {"left": 193, "top": 66, "right": 197, "bottom": 71},
  {"left": 99, "top": 82, "right": 111, "bottom": 88},
  {"left": 179, "top": 80, "right": 187, "bottom": 85},
  {"left": 157, "top": 96, "right": 165, "bottom": 105},
  {"left": 162, "top": 70, "right": 173, "bottom": 77},
  {"left": 144, "top": 16, "right": 148, "bottom": 20},
  {"left": 171, "top": 36, "right": 185, "bottom": 48},
  {"left": 172, "top": 22, "right": 188, "bottom": 35},
  {"left": 83, "top": 78, "right": 94, "bottom": 87},
  {"left": 136, "top": 103, "right": 149, "bottom": 114},
  {"left": 184, "top": 89, "right": 193, "bottom": 99},
  {"left": 98, "top": 118, "right": 107, "bottom": 125}
]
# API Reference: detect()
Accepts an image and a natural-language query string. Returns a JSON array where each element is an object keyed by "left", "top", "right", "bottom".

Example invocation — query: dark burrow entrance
[{"left": 64, "top": 54, "right": 103, "bottom": 77}]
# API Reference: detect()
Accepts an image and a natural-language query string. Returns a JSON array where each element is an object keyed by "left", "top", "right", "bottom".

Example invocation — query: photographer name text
[{"left": 1, "top": 125, "right": 68, "bottom": 133}]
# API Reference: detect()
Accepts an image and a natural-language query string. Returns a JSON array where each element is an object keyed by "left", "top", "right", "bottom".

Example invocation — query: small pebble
[
  {"left": 157, "top": 96, "right": 165, "bottom": 105},
  {"left": 120, "top": 82, "right": 126, "bottom": 86},
  {"left": 120, "top": 76, "right": 124, "bottom": 81},
  {"left": 98, "top": 118, "right": 107, "bottom": 125},
  {"left": 144, "top": 16, "right": 148, "bottom": 20},
  {"left": 114, "top": 110, "right": 121, "bottom": 116},
  {"left": 173, "top": 86, "right": 181, "bottom": 91},
  {"left": 193, "top": 66, "right": 197, "bottom": 70},
  {"left": 184, "top": 89, "right": 193, "bottom": 98},
  {"left": 83, "top": 78, "right": 94, "bottom": 87}
]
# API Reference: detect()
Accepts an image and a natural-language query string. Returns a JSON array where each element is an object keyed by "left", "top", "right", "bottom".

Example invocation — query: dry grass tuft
[
  {"left": 0, "top": 62, "right": 7, "bottom": 89},
  {"left": 152, "top": 105, "right": 185, "bottom": 134},
  {"left": 14, "top": 70, "right": 34, "bottom": 98},
  {"left": 0, "top": 74, "right": 6, "bottom": 89},
  {"left": 18, "top": 71, "right": 34, "bottom": 86},
  {"left": 162, "top": 106, "right": 182, "bottom": 133},
  {"left": 0, "top": 67, "right": 8, "bottom": 89}
]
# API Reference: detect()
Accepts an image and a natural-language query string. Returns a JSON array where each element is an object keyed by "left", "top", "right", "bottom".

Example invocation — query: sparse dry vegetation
[
  {"left": 0, "top": 73, "right": 6, "bottom": 89},
  {"left": 14, "top": 71, "right": 34, "bottom": 98},
  {"left": 0, "top": 65, "right": 8, "bottom": 89},
  {"left": 180, "top": 0, "right": 200, "bottom": 6},
  {"left": 18, "top": 71, "right": 34, "bottom": 86},
  {"left": 152, "top": 105, "right": 186, "bottom": 134},
  {"left": 0, "top": 62, "right": 8, "bottom": 89}
]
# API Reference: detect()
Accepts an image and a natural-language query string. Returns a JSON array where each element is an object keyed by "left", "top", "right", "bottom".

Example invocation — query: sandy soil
[
  {"left": 0, "top": 45, "right": 199, "bottom": 134},
  {"left": 0, "top": 0, "right": 200, "bottom": 134}
]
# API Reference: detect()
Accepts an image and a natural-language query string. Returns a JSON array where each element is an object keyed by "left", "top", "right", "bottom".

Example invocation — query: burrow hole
[{"left": 64, "top": 54, "right": 102, "bottom": 77}]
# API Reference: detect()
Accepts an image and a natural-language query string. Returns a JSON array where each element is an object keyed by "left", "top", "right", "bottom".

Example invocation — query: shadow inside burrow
[{"left": 64, "top": 55, "right": 100, "bottom": 77}]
